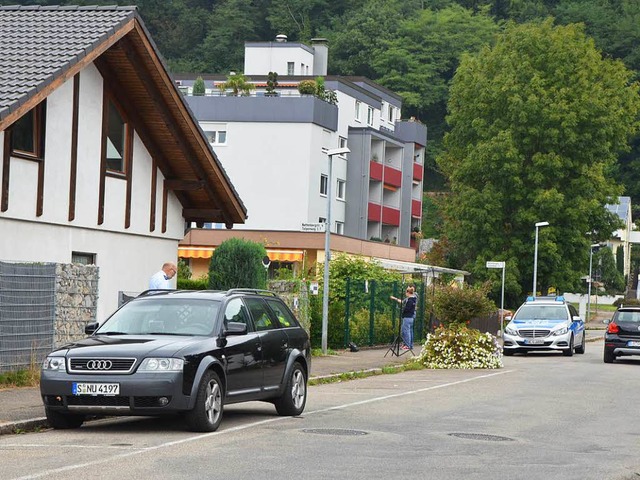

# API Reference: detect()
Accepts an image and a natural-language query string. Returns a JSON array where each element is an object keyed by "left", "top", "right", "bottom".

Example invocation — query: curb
[{"left": 0, "top": 417, "right": 47, "bottom": 435}]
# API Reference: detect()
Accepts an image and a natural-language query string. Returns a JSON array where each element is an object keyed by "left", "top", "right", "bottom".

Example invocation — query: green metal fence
[{"left": 336, "top": 278, "right": 426, "bottom": 349}]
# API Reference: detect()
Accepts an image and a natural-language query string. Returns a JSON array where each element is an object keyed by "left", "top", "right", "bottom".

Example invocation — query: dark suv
[
  {"left": 40, "top": 289, "right": 310, "bottom": 432},
  {"left": 604, "top": 306, "right": 640, "bottom": 363}
]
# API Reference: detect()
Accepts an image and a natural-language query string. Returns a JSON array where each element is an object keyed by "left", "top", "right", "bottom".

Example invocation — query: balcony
[
  {"left": 412, "top": 199, "right": 421, "bottom": 218},
  {"left": 382, "top": 206, "right": 400, "bottom": 226},
  {"left": 413, "top": 162, "right": 423, "bottom": 181},
  {"left": 370, "top": 161, "right": 383, "bottom": 181},
  {"left": 383, "top": 165, "right": 401, "bottom": 187},
  {"left": 368, "top": 202, "right": 381, "bottom": 221}
]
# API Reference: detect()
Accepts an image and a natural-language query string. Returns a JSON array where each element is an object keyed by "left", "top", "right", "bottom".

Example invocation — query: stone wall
[
  {"left": 267, "top": 280, "right": 310, "bottom": 333},
  {"left": 54, "top": 263, "right": 99, "bottom": 347}
]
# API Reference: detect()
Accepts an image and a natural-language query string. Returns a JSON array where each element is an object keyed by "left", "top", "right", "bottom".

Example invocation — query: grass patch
[
  {"left": 0, "top": 367, "right": 40, "bottom": 388},
  {"left": 309, "top": 359, "right": 424, "bottom": 386},
  {"left": 311, "top": 348, "right": 339, "bottom": 357}
]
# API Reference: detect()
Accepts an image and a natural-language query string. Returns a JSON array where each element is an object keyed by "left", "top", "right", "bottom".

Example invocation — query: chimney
[
  {"left": 311, "top": 38, "right": 328, "bottom": 76},
  {"left": 275, "top": 34, "right": 288, "bottom": 43}
]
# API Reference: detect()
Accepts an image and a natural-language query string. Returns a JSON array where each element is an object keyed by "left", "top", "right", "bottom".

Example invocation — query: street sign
[
  {"left": 301, "top": 222, "right": 326, "bottom": 232},
  {"left": 486, "top": 261, "right": 505, "bottom": 269}
]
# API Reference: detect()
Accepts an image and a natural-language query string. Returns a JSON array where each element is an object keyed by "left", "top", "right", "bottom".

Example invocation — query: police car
[{"left": 503, "top": 296, "right": 586, "bottom": 356}]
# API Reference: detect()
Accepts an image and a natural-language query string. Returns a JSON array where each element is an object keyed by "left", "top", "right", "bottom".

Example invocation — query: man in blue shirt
[{"left": 149, "top": 262, "right": 177, "bottom": 290}]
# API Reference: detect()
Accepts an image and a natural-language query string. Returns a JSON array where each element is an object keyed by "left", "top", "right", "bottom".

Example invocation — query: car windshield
[
  {"left": 96, "top": 298, "right": 221, "bottom": 336},
  {"left": 513, "top": 305, "right": 568, "bottom": 321},
  {"left": 615, "top": 311, "right": 640, "bottom": 324}
]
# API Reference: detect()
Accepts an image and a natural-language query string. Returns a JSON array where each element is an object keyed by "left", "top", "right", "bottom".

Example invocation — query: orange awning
[
  {"left": 267, "top": 250, "right": 304, "bottom": 262},
  {"left": 178, "top": 247, "right": 214, "bottom": 259},
  {"left": 179, "top": 247, "right": 304, "bottom": 262}
]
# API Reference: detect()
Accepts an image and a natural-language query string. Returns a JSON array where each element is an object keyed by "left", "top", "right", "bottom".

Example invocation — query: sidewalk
[{"left": 0, "top": 345, "right": 419, "bottom": 435}]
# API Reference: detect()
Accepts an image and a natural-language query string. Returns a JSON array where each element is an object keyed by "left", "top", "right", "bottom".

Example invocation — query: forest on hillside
[{"left": 5, "top": 0, "right": 640, "bottom": 211}]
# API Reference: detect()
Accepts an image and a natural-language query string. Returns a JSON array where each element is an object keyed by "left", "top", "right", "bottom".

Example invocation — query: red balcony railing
[
  {"left": 381, "top": 206, "right": 400, "bottom": 226},
  {"left": 368, "top": 202, "right": 381, "bottom": 221},
  {"left": 370, "top": 161, "right": 383, "bottom": 181},
  {"left": 383, "top": 165, "right": 401, "bottom": 187},
  {"left": 413, "top": 162, "right": 423, "bottom": 181},
  {"left": 412, "top": 199, "right": 421, "bottom": 218}
]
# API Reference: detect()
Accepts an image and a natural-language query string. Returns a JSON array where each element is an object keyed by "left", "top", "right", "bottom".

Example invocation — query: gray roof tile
[{"left": 0, "top": 5, "right": 136, "bottom": 123}]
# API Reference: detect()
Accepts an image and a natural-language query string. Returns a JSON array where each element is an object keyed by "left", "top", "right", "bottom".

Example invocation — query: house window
[
  {"left": 105, "top": 100, "right": 126, "bottom": 172},
  {"left": 72, "top": 252, "right": 96, "bottom": 265},
  {"left": 287, "top": 62, "right": 294, "bottom": 75},
  {"left": 336, "top": 179, "right": 346, "bottom": 200},
  {"left": 355, "top": 101, "right": 361, "bottom": 121},
  {"left": 388, "top": 105, "right": 395, "bottom": 122},
  {"left": 339, "top": 137, "right": 347, "bottom": 149},
  {"left": 204, "top": 129, "right": 227, "bottom": 145},
  {"left": 367, "top": 106, "right": 374, "bottom": 126},
  {"left": 319, "top": 217, "right": 326, "bottom": 223},
  {"left": 335, "top": 221, "right": 344, "bottom": 235},
  {"left": 320, "top": 174, "right": 328, "bottom": 196},
  {"left": 10, "top": 102, "right": 46, "bottom": 159}
]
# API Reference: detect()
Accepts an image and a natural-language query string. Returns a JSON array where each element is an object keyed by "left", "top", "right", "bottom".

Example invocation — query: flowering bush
[{"left": 418, "top": 324, "right": 502, "bottom": 369}]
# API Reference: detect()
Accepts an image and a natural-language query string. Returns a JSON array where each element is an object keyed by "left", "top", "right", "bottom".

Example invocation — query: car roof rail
[
  {"left": 137, "top": 289, "right": 174, "bottom": 298},
  {"left": 225, "top": 288, "right": 278, "bottom": 297}
]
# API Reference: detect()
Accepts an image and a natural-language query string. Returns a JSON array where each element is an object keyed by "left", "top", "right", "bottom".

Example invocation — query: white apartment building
[{"left": 176, "top": 37, "right": 426, "bottom": 248}]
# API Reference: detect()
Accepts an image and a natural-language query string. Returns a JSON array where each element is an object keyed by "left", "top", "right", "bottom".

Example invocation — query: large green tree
[{"left": 439, "top": 20, "right": 640, "bottom": 301}]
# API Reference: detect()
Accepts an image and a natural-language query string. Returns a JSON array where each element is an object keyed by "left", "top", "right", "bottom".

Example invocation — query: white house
[
  {"left": 0, "top": 5, "right": 246, "bottom": 320},
  {"left": 175, "top": 38, "right": 426, "bottom": 249}
]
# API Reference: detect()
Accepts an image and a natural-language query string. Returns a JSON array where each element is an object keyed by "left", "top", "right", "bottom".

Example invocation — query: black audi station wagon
[{"left": 40, "top": 289, "right": 311, "bottom": 432}]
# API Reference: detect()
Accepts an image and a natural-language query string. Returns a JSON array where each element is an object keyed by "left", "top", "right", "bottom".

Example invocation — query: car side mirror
[
  {"left": 505, "top": 315, "right": 512, "bottom": 322},
  {"left": 85, "top": 322, "right": 99, "bottom": 335},
  {"left": 603, "top": 318, "right": 611, "bottom": 325},
  {"left": 572, "top": 315, "right": 581, "bottom": 322},
  {"left": 225, "top": 321, "right": 247, "bottom": 336}
]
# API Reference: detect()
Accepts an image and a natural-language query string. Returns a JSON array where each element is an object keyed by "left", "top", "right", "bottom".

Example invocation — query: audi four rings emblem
[{"left": 86, "top": 360, "right": 112, "bottom": 370}]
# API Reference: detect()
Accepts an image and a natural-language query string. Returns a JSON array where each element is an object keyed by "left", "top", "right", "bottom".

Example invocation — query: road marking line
[{"left": 12, "top": 369, "right": 513, "bottom": 480}]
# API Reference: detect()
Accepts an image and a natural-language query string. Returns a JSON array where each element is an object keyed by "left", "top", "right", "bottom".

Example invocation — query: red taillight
[{"left": 607, "top": 322, "right": 620, "bottom": 334}]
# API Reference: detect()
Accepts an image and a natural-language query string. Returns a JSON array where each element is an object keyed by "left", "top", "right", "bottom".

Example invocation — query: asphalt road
[{"left": 2, "top": 339, "right": 639, "bottom": 480}]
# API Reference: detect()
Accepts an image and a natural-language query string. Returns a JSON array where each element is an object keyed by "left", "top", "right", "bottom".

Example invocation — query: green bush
[
  {"left": 349, "top": 308, "right": 395, "bottom": 346},
  {"left": 613, "top": 297, "right": 640, "bottom": 307},
  {"left": 209, "top": 238, "right": 267, "bottom": 290},
  {"left": 298, "top": 79, "right": 317, "bottom": 95},
  {"left": 430, "top": 283, "right": 495, "bottom": 326},
  {"left": 192, "top": 76, "right": 205, "bottom": 96},
  {"left": 177, "top": 277, "right": 209, "bottom": 290},
  {"left": 418, "top": 325, "right": 502, "bottom": 369}
]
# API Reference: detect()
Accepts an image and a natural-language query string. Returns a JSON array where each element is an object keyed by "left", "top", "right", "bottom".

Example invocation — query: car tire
[
  {"left": 563, "top": 335, "right": 574, "bottom": 357},
  {"left": 185, "top": 370, "right": 224, "bottom": 432},
  {"left": 575, "top": 332, "right": 586, "bottom": 354},
  {"left": 603, "top": 349, "right": 615, "bottom": 364},
  {"left": 274, "top": 362, "right": 307, "bottom": 416},
  {"left": 45, "top": 407, "right": 84, "bottom": 429}
]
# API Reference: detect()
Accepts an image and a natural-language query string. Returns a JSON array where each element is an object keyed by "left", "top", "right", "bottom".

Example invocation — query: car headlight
[
  {"left": 505, "top": 326, "right": 518, "bottom": 336},
  {"left": 553, "top": 327, "right": 568, "bottom": 336},
  {"left": 42, "top": 356, "right": 66, "bottom": 371},
  {"left": 138, "top": 358, "right": 184, "bottom": 372}
]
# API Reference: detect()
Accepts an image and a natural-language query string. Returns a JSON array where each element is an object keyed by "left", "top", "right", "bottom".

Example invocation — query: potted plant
[
  {"left": 265, "top": 71, "right": 278, "bottom": 97},
  {"left": 298, "top": 79, "right": 317, "bottom": 95}
]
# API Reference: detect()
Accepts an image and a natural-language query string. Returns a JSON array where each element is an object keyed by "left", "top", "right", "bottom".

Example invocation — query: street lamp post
[
  {"left": 587, "top": 243, "right": 600, "bottom": 323},
  {"left": 321, "top": 147, "right": 350, "bottom": 354},
  {"left": 532, "top": 221, "right": 549, "bottom": 298}
]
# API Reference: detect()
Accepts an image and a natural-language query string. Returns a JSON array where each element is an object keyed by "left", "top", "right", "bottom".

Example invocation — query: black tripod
[{"left": 385, "top": 317, "right": 414, "bottom": 357}]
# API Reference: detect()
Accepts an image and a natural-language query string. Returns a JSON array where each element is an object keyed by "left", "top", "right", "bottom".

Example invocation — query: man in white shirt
[{"left": 149, "top": 262, "right": 177, "bottom": 290}]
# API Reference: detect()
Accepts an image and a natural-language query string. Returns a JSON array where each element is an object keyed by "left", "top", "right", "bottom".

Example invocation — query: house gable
[{"left": 0, "top": 5, "right": 246, "bottom": 227}]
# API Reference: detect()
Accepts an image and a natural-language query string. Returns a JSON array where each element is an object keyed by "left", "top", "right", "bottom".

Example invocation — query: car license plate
[
  {"left": 72, "top": 383, "right": 119, "bottom": 396},
  {"left": 526, "top": 338, "right": 544, "bottom": 345},
  {"left": 627, "top": 341, "right": 640, "bottom": 347}
]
